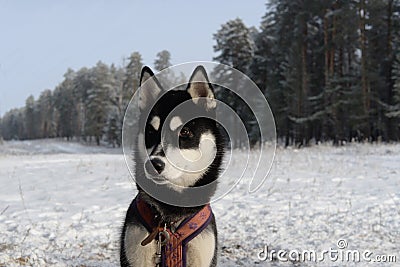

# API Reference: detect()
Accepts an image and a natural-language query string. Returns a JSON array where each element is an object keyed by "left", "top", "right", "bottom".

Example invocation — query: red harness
[{"left": 134, "top": 197, "right": 213, "bottom": 267}]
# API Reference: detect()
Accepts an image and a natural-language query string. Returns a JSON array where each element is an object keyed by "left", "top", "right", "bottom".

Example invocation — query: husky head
[{"left": 135, "top": 66, "right": 224, "bottom": 198}]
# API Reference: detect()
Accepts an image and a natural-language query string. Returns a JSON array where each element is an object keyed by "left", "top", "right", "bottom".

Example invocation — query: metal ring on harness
[{"left": 159, "top": 230, "right": 170, "bottom": 246}]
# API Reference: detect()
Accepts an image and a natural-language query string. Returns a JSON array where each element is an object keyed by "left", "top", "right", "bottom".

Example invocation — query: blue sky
[{"left": 0, "top": 0, "right": 266, "bottom": 116}]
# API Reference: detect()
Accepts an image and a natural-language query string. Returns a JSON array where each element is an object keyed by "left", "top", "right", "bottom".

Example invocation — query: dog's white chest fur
[{"left": 124, "top": 224, "right": 215, "bottom": 267}]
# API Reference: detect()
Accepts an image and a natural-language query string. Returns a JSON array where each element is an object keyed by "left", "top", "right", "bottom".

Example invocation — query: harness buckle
[{"left": 159, "top": 223, "right": 170, "bottom": 246}]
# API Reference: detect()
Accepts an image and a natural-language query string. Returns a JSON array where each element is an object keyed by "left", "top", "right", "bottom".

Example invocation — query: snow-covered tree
[
  {"left": 154, "top": 50, "right": 172, "bottom": 71},
  {"left": 212, "top": 18, "right": 257, "bottom": 147},
  {"left": 53, "top": 69, "right": 77, "bottom": 140},
  {"left": 123, "top": 52, "right": 143, "bottom": 98},
  {"left": 37, "top": 89, "right": 55, "bottom": 138},
  {"left": 24, "top": 95, "right": 37, "bottom": 139},
  {"left": 213, "top": 18, "right": 254, "bottom": 74},
  {"left": 85, "top": 61, "right": 112, "bottom": 145},
  {"left": 0, "top": 108, "right": 25, "bottom": 140}
]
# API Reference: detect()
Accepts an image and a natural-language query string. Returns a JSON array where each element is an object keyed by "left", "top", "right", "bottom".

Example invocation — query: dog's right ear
[
  {"left": 139, "top": 66, "right": 162, "bottom": 110},
  {"left": 187, "top": 66, "right": 216, "bottom": 111}
]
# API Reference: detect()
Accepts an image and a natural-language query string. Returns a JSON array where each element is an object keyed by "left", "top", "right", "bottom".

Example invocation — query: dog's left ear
[
  {"left": 187, "top": 66, "right": 216, "bottom": 110},
  {"left": 139, "top": 66, "right": 162, "bottom": 110}
]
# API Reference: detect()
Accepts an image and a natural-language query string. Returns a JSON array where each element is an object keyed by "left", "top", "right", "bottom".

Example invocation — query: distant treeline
[
  {"left": 0, "top": 51, "right": 170, "bottom": 147},
  {"left": 1, "top": 0, "right": 400, "bottom": 147}
]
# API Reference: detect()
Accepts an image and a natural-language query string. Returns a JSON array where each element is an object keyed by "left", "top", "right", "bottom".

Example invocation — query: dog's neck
[{"left": 137, "top": 190, "right": 206, "bottom": 224}]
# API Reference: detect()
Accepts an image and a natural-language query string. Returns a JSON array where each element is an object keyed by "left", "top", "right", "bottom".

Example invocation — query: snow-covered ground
[{"left": 0, "top": 139, "right": 399, "bottom": 266}]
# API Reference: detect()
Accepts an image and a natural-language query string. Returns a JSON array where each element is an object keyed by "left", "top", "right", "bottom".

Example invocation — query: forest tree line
[
  {"left": 1, "top": 0, "right": 400, "bottom": 147},
  {"left": 0, "top": 51, "right": 171, "bottom": 146}
]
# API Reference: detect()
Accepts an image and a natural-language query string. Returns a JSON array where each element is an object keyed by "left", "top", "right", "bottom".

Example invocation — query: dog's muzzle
[{"left": 145, "top": 158, "right": 165, "bottom": 175}]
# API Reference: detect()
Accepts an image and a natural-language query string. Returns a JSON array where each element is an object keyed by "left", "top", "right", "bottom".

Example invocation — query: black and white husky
[{"left": 120, "top": 65, "right": 224, "bottom": 267}]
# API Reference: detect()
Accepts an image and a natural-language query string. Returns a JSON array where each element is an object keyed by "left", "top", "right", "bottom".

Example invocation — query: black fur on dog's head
[{"left": 134, "top": 66, "right": 224, "bottom": 215}]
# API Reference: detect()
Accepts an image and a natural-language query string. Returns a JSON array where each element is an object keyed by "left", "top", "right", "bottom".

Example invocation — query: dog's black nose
[{"left": 147, "top": 158, "right": 165, "bottom": 174}]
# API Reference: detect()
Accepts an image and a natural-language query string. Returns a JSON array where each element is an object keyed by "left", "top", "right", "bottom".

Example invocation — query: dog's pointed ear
[
  {"left": 187, "top": 66, "right": 216, "bottom": 110},
  {"left": 139, "top": 66, "right": 162, "bottom": 110}
]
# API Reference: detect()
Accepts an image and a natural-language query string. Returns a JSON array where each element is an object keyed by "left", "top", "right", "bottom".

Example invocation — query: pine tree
[
  {"left": 106, "top": 63, "right": 125, "bottom": 147},
  {"left": 123, "top": 52, "right": 143, "bottom": 98},
  {"left": 37, "top": 89, "right": 55, "bottom": 138},
  {"left": 365, "top": 0, "right": 400, "bottom": 141},
  {"left": 320, "top": 1, "right": 363, "bottom": 144},
  {"left": 212, "top": 18, "right": 257, "bottom": 147},
  {"left": 213, "top": 18, "right": 254, "bottom": 74},
  {"left": 154, "top": 50, "right": 178, "bottom": 89},
  {"left": 253, "top": 0, "right": 316, "bottom": 146},
  {"left": 1, "top": 108, "right": 24, "bottom": 140},
  {"left": 154, "top": 50, "right": 172, "bottom": 71},
  {"left": 73, "top": 67, "right": 94, "bottom": 140},
  {"left": 85, "top": 61, "right": 112, "bottom": 145},
  {"left": 251, "top": 5, "right": 291, "bottom": 145},
  {"left": 53, "top": 69, "right": 78, "bottom": 140},
  {"left": 24, "top": 95, "right": 36, "bottom": 139},
  {"left": 387, "top": 0, "right": 400, "bottom": 132}
]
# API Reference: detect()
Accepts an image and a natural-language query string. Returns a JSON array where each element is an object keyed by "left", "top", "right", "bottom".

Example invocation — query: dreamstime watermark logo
[
  {"left": 122, "top": 62, "right": 276, "bottom": 206},
  {"left": 257, "top": 239, "right": 397, "bottom": 263}
]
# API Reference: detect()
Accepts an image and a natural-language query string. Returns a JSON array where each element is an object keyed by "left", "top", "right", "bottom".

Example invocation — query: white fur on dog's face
[
  {"left": 150, "top": 116, "right": 160, "bottom": 131},
  {"left": 162, "top": 132, "right": 216, "bottom": 188},
  {"left": 169, "top": 116, "right": 183, "bottom": 131},
  {"left": 144, "top": 128, "right": 217, "bottom": 191}
]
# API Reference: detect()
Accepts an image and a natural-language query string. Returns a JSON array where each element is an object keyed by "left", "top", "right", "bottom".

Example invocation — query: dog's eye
[
  {"left": 179, "top": 127, "right": 193, "bottom": 138},
  {"left": 146, "top": 125, "right": 156, "bottom": 136},
  {"left": 146, "top": 126, "right": 153, "bottom": 133}
]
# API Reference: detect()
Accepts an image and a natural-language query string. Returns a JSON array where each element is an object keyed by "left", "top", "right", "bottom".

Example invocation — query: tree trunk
[
  {"left": 301, "top": 16, "right": 309, "bottom": 145},
  {"left": 385, "top": 0, "right": 397, "bottom": 140},
  {"left": 359, "top": 0, "right": 371, "bottom": 138},
  {"left": 323, "top": 9, "right": 331, "bottom": 141},
  {"left": 359, "top": 0, "right": 371, "bottom": 139}
]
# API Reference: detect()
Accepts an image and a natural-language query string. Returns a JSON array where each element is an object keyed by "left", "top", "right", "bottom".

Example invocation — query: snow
[{"left": 0, "top": 139, "right": 399, "bottom": 266}]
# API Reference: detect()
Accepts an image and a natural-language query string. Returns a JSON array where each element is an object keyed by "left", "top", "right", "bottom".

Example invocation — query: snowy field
[{"left": 0, "top": 139, "right": 399, "bottom": 266}]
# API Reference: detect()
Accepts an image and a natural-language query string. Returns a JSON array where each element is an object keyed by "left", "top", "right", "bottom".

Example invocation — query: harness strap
[{"left": 133, "top": 197, "right": 213, "bottom": 267}]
